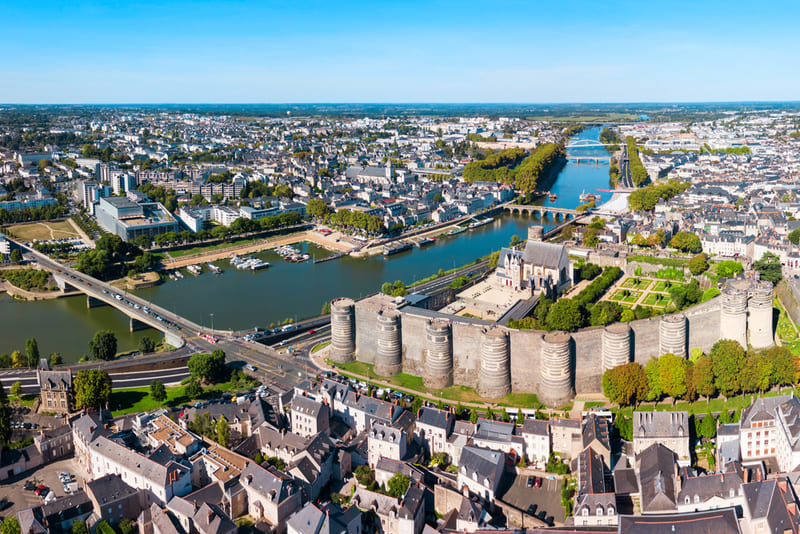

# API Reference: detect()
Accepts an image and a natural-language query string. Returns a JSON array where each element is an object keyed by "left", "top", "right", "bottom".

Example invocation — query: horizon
[{"left": 2, "top": 1, "right": 799, "bottom": 103}]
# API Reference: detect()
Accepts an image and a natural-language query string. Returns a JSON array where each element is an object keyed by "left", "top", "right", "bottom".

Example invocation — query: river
[{"left": 0, "top": 126, "right": 612, "bottom": 361}]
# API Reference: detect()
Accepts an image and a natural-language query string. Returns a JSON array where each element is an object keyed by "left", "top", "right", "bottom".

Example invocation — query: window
[{"left": 694, "top": 495, "right": 699, "bottom": 504}]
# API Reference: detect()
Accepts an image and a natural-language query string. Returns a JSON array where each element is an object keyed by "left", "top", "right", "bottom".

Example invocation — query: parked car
[
  {"left": 534, "top": 477, "right": 542, "bottom": 488},
  {"left": 526, "top": 476, "right": 534, "bottom": 488}
]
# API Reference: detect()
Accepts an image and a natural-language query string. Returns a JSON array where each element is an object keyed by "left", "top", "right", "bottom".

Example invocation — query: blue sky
[{"left": 1, "top": 0, "right": 798, "bottom": 103}]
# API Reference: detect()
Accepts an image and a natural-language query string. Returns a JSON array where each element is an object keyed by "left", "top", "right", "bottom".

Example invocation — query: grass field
[
  {"left": 330, "top": 359, "right": 545, "bottom": 409},
  {"left": 8, "top": 221, "right": 79, "bottom": 241},
  {"left": 621, "top": 278, "right": 652, "bottom": 290},
  {"left": 168, "top": 237, "right": 263, "bottom": 258},
  {"left": 775, "top": 298, "right": 798, "bottom": 343},
  {"left": 643, "top": 293, "right": 672, "bottom": 307},
  {"left": 611, "top": 290, "right": 641, "bottom": 304},
  {"left": 652, "top": 280, "right": 681, "bottom": 292}
]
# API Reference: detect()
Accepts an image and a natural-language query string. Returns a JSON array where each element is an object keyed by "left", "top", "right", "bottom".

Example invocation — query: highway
[{"left": 619, "top": 145, "right": 634, "bottom": 189}]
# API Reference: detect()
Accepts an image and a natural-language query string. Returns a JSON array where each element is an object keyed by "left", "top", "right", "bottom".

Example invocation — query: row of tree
[
  {"left": 626, "top": 136, "right": 649, "bottom": 186},
  {"left": 462, "top": 147, "right": 527, "bottom": 183},
  {"left": 628, "top": 180, "right": 691, "bottom": 211},
  {"left": 325, "top": 208, "right": 385, "bottom": 235},
  {"left": 513, "top": 143, "right": 565, "bottom": 193},
  {"left": 602, "top": 340, "right": 796, "bottom": 406}
]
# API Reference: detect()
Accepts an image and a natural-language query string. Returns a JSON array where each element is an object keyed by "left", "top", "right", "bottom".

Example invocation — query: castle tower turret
[
  {"left": 721, "top": 281, "right": 749, "bottom": 348},
  {"left": 748, "top": 280, "right": 774, "bottom": 349},
  {"left": 539, "top": 331, "right": 574, "bottom": 407},
  {"left": 659, "top": 314, "right": 687, "bottom": 358},
  {"left": 477, "top": 327, "right": 511, "bottom": 399},
  {"left": 374, "top": 310, "right": 402, "bottom": 377},
  {"left": 330, "top": 298, "right": 356, "bottom": 363},
  {"left": 424, "top": 319, "right": 453, "bottom": 389},
  {"left": 602, "top": 323, "right": 632, "bottom": 371}
]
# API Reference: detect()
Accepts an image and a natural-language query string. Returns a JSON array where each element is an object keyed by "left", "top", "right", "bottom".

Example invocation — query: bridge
[
  {"left": 504, "top": 204, "right": 579, "bottom": 221},
  {"left": 565, "top": 155, "right": 612, "bottom": 163},
  {"left": 19, "top": 243, "right": 200, "bottom": 348},
  {"left": 565, "top": 139, "right": 618, "bottom": 149}
]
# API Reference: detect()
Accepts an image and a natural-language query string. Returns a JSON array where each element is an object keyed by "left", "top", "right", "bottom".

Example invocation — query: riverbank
[
  {"left": 0, "top": 279, "right": 76, "bottom": 301},
  {"left": 160, "top": 229, "right": 353, "bottom": 269},
  {"left": 351, "top": 205, "right": 508, "bottom": 258}
]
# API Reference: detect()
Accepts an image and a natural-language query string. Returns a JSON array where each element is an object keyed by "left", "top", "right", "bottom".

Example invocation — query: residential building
[
  {"left": 633, "top": 411, "right": 691, "bottom": 466},
  {"left": 37, "top": 369, "right": 72, "bottom": 414}
]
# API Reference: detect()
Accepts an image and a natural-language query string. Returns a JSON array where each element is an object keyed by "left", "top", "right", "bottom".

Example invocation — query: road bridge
[
  {"left": 504, "top": 204, "right": 579, "bottom": 221},
  {"left": 565, "top": 139, "right": 618, "bottom": 149},
  {"left": 566, "top": 155, "right": 611, "bottom": 163}
]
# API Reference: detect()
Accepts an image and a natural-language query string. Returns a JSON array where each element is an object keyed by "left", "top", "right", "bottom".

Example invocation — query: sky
[{"left": 0, "top": 0, "right": 798, "bottom": 104}]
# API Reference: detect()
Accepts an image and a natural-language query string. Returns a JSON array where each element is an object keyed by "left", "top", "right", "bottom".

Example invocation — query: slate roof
[
  {"left": 192, "top": 502, "right": 236, "bottom": 534},
  {"left": 741, "top": 395, "right": 791, "bottom": 427},
  {"left": 582, "top": 414, "right": 611, "bottom": 453},
  {"left": 417, "top": 406, "right": 453, "bottom": 430},
  {"left": 240, "top": 460, "right": 297, "bottom": 503},
  {"left": 633, "top": 411, "right": 688, "bottom": 440},
  {"left": 638, "top": 443, "right": 678, "bottom": 513},
  {"left": 520, "top": 418, "right": 549, "bottom": 437},
  {"left": 459, "top": 446, "right": 504, "bottom": 491},
  {"left": 743, "top": 478, "right": 800, "bottom": 533},
  {"left": 677, "top": 466, "right": 744, "bottom": 505},
  {"left": 37, "top": 369, "right": 71, "bottom": 390},
  {"left": 292, "top": 395, "right": 325, "bottom": 418},
  {"left": 618, "top": 508, "right": 741, "bottom": 534},
  {"left": 577, "top": 448, "right": 609, "bottom": 495},
  {"left": 521, "top": 240, "right": 567, "bottom": 269},
  {"left": 86, "top": 474, "right": 140, "bottom": 505}
]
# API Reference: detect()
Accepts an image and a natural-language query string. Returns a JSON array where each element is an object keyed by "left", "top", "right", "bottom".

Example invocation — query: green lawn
[
  {"left": 329, "top": 359, "right": 544, "bottom": 409},
  {"left": 643, "top": 293, "right": 672, "bottom": 307},
  {"left": 621, "top": 278, "right": 652, "bottom": 290},
  {"left": 612, "top": 389, "right": 796, "bottom": 417},
  {"left": 168, "top": 237, "right": 263, "bottom": 258},
  {"left": 652, "top": 280, "right": 682, "bottom": 292},
  {"left": 775, "top": 298, "right": 798, "bottom": 343},
  {"left": 110, "top": 375, "right": 260, "bottom": 416},
  {"left": 611, "top": 290, "right": 641, "bottom": 304},
  {"left": 311, "top": 341, "right": 331, "bottom": 353}
]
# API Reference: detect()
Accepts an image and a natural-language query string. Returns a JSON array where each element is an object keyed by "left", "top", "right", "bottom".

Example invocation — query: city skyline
[{"left": 2, "top": 0, "right": 799, "bottom": 104}]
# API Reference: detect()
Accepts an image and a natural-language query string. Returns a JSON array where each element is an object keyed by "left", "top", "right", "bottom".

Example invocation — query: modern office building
[{"left": 95, "top": 196, "right": 179, "bottom": 241}]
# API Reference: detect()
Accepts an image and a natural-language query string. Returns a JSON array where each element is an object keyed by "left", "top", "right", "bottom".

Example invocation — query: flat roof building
[{"left": 95, "top": 196, "right": 179, "bottom": 242}]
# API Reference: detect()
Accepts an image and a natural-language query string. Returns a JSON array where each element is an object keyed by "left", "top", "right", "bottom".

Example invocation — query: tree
[
  {"left": 582, "top": 228, "right": 599, "bottom": 247},
  {"left": 139, "top": 336, "right": 156, "bottom": 354},
  {"left": 49, "top": 352, "right": 63, "bottom": 366},
  {"left": 644, "top": 358, "right": 663, "bottom": 401},
  {"left": 670, "top": 231, "right": 701, "bottom": 253},
  {"left": 692, "top": 354, "right": 716, "bottom": 400},
  {"left": 545, "top": 299, "right": 586, "bottom": 332},
  {"left": 306, "top": 198, "right": 330, "bottom": 219},
  {"left": 73, "top": 369, "right": 111, "bottom": 409},
  {"left": 25, "top": 337, "right": 39, "bottom": 367},
  {"left": 89, "top": 330, "right": 117, "bottom": 361},
  {"left": 789, "top": 228, "right": 800, "bottom": 245},
  {"left": 386, "top": 473, "right": 410, "bottom": 498},
  {"left": 699, "top": 412, "right": 717, "bottom": 439},
  {"left": 754, "top": 252, "right": 782, "bottom": 284},
  {"left": 657, "top": 353, "right": 687, "bottom": 401},
  {"left": 187, "top": 350, "right": 226, "bottom": 383},
  {"left": 688, "top": 254, "right": 709, "bottom": 275},
  {"left": 620, "top": 308, "right": 635, "bottom": 322},
  {"left": 9, "top": 249, "right": 22, "bottom": 263},
  {"left": 216, "top": 415, "right": 230, "bottom": 447},
  {"left": 590, "top": 301, "right": 623, "bottom": 326},
  {"left": 469, "top": 409, "right": 478, "bottom": 423},
  {"left": 766, "top": 346, "right": 797, "bottom": 387},
  {"left": 11, "top": 350, "right": 26, "bottom": 368},
  {"left": 602, "top": 362, "right": 648, "bottom": 406},
  {"left": 716, "top": 260, "right": 743, "bottom": 278},
  {"left": 381, "top": 282, "right": 393, "bottom": 295},
  {"left": 0, "top": 382, "right": 11, "bottom": 446},
  {"left": 150, "top": 380, "right": 167, "bottom": 403},
  {"left": 185, "top": 379, "right": 203, "bottom": 399},
  {"left": 70, "top": 521, "right": 88, "bottom": 534},
  {"left": 10, "top": 381, "right": 21, "bottom": 399},
  {"left": 711, "top": 339, "right": 747, "bottom": 397},
  {"left": 118, "top": 519, "right": 136, "bottom": 534},
  {"left": 1, "top": 517, "right": 21, "bottom": 534}
]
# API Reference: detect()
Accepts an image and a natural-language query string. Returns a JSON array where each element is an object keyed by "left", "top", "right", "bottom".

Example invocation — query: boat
[
  {"left": 186, "top": 265, "right": 202, "bottom": 276},
  {"left": 248, "top": 258, "right": 270, "bottom": 270},
  {"left": 549, "top": 194, "right": 558, "bottom": 201},
  {"left": 208, "top": 263, "right": 222, "bottom": 275},
  {"left": 416, "top": 237, "right": 435, "bottom": 247},
  {"left": 383, "top": 242, "right": 413, "bottom": 256},
  {"left": 468, "top": 217, "right": 494, "bottom": 229},
  {"left": 447, "top": 226, "right": 467, "bottom": 236},
  {"left": 579, "top": 190, "right": 601, "bottom": 203}
]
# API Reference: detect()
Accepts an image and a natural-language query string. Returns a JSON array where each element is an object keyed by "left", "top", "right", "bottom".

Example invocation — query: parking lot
[
  {"left": 0, "top": 457, "right": 86, "bottom": 518},
  {"left": 498, "top": 472, "right": 564, "bottom": 525}
]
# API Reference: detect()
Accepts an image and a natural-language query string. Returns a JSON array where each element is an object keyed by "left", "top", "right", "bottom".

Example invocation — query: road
[{"left": 619, "top": 145, "right": 633, "bottom": 188}]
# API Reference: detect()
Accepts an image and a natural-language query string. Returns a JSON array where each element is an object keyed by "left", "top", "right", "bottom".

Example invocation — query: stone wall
[{"left": 353, "top": 293, "right": 725, "bottom": 406}]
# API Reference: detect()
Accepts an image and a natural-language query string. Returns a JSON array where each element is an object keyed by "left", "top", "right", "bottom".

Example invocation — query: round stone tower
[
  {"left": 374, "top": 310, "right": 402, "bottom": 377},
  {"left": 602, "top": 323, "right": 632, "bottom": 371},
  {"left": 721, "top": 280, "right": 749, "bottom": 348},
  {"left": 329, "top": 298, "right": 356, "bottom": 363},
  {"left": 659, "top": 314, "right": 687, "bottom": 358},
  {"left": 528, "top": 225, "right": 544, "bottom": 242},
  {"left": 539, "top": 331, "right": 574, "bottom": 407},
  {"left": 424, "top": 319, "right": 453, "bottom": 389},
  {"left": 748, "top": 280, "right": 774, "bottom": 349},
  {"left": 477, "top": 327, "right": 511, "bottom": 399}
]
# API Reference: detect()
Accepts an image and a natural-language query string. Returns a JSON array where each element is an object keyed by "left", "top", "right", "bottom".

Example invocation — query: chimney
[{"left": 193, "top": 500, "right": 198, "bottom": 511}]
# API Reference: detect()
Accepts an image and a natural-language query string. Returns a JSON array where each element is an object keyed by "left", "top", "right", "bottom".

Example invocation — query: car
[
  {"left": 526, "top": 476, "right": 534, "bottom": 488},
  {"left": 545, "top": 516, "right": 554, "bottom": 526},
  {"left": 245, "top": 364, "right": 256, "bottom": 372},
  {"left": 102, "top": 289, "right": 108, "bottom": 294},
  {"left": 34, "top": 485, "right": 47, "bottom": 496},
  {"left": 536, "top": 510, "right": 546, "bottom": 520},
  {"left": 534, "top": 477, "right": 542, "bottom": 488},
  {"left": 307, "top": 329, "right": 315, "bottom": 335},
  {"left": 24, "top": 481, "right": 36, "bottom": 491},
  {"left": 526, "top": 504, "right": 537, "bottom": 516}
]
